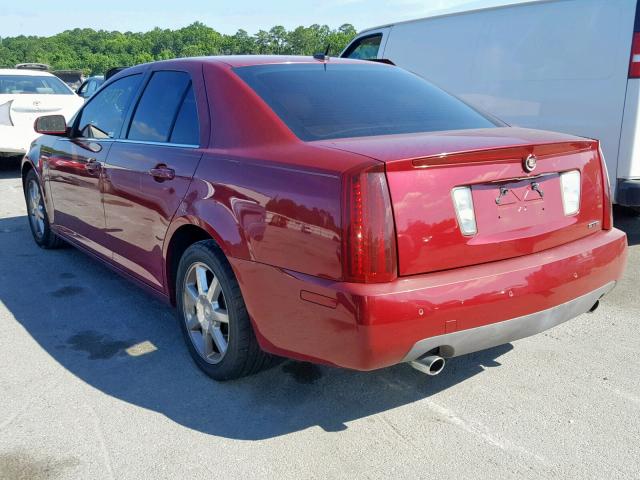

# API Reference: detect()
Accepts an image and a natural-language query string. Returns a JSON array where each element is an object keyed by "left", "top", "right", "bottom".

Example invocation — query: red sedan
[{"left": 22, "top": 56, "right": 627, "bottom": 380}]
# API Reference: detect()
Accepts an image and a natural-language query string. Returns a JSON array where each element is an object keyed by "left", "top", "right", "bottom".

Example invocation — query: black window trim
[{"left": 124, "top": 69, "right": 200, "bottom": 148}]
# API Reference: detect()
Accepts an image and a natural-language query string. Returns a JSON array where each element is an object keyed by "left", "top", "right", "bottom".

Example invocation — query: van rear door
[{"left": 614, "top": 0, "right": 640, "bottom": 207}]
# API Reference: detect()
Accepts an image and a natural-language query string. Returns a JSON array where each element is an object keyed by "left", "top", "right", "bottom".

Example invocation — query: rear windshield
[
  {"left": 234, "top": 63, "right": 498, "bottom": 141},
  {"left": 0, "top": 75, "right": 72, "bottom": 95}
]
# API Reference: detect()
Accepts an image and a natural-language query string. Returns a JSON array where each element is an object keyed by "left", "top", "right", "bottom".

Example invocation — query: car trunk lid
[{"left": 318, "top": 128, "right": 606, "bottom": 275}]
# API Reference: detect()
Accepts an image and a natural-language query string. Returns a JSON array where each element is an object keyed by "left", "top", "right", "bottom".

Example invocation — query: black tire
[
  {"left": 23, "top": 169, "right": 65, "bottom": 249},
  {"left": 175, "top": 240, "right": 274, "bottom": 380}
]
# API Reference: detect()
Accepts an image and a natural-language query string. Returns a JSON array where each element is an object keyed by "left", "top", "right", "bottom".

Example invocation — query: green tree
[{"left": 0, "top": 22, "right": 358, "bottom": 75}]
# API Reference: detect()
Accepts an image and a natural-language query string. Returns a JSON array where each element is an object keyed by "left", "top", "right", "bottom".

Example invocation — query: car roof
[
  {"left": 207, "top": 55, "right": 374, "bottom": 68},
  {"left": 105, "top": 56, "right": 387, "bottom": 86},
  {"left": 129, "top": 55, "right": 374, "bottom": 70},
  {"left": 0, "top": 68, "right": 57, "bottom": 77}
]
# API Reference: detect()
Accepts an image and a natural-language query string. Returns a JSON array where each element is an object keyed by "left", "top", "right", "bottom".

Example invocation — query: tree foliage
[{"left": 0, "top": 22, "right": 357, "bottom": 75}]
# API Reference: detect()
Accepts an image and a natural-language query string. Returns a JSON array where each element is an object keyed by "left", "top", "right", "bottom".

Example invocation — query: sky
[{"left": 0, "top": 0, "right": 530, "bottom": 38}]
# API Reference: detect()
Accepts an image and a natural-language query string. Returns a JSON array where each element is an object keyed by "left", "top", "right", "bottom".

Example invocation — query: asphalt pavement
[{"left": 0, "top": 159, "right": 638, "bottom": 480}]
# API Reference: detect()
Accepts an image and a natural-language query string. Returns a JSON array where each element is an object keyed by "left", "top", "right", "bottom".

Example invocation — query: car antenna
[{"left": 313, "top": 44, "right": 331, "bottom": 62}]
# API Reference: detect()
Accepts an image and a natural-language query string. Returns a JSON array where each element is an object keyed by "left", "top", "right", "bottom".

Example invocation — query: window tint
[
  {"left": 343, "top": 34, "right": 382, "bottom": 59},
  {"left": 0, "top": 75, "right": 72, "bottom": 95},
  {"left": 87, "top": 80, "right": 98, "bottom": 95},
  {"left": 169, "top": 85, "right": 199, "bottom": 145},
  {"left": 128, "top": 71, "right": 191, "bottom": 143},
  {"left": 77, "top": 74, "right": 141, "bottom": 139},
  {"left": 235, "top": 64, "right": 498, "bottom": 141}
]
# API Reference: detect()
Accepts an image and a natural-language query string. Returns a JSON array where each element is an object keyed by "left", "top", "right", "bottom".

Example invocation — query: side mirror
[{"left": 34, "top": 115, "right": 68, "bottom": 136}]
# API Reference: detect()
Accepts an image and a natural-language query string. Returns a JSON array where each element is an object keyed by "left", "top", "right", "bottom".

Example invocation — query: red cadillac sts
[{"left": 23, "top": 56, "right": 627, "bottom": 380}]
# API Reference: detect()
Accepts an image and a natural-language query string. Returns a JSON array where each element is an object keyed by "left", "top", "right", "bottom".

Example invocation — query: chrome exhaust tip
[{"left": 410, "top": 355, "right": 446, "bottom": 376}]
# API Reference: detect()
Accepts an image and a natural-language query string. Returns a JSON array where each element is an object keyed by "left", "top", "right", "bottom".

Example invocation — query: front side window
[
  {"left": 343, "top": 34, "right": 382, "bottom": 59},
  {"left": 0, "top": 75, "right": 72, "bottom": 95},
  {"left": 128, "top": 71, "right": 193, "bottom": 143},
  {"left": 235, "top": 63, "right": 498, "bottom": 141},
  {"left": 76, "top": 74, "right": 142, "bottom": 139}
]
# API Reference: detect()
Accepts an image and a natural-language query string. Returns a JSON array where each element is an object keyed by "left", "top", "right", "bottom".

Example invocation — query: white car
[
  {"left": 341, "top": 0, "right": 640, "bottom": 210},
  {"left": 0, "top": 69, "right": 84, "bottom": 159}
]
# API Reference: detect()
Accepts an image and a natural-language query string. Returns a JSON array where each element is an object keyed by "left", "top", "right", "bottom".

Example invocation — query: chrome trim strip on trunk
[{"left": 402, "top": 282, "right": 616, "bottom": 361}]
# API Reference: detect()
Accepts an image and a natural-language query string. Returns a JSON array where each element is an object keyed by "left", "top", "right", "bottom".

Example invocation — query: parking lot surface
[{"left": 1, "top": 160, "right": 639, "bottom": 480}]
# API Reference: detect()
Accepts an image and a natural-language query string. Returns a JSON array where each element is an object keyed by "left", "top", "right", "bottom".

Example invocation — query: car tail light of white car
[
  {"left": 560, "top": 170, "right": 581, "bottom": 216},
  {"left": 0, "top": 101, "right": 13, "bottom": 126},
  {"left": 451, "top": 186, "right": 478, "bottom": 236}
]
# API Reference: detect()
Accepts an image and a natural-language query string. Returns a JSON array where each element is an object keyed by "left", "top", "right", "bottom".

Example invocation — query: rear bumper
[
  {"left": 616, "top": 178, "right": 640, "bottom": 207},
  {"left": 231, "top": 228, "right": 627, "bottom": 371},
  {"left": 402, "top": 281, "right": 614, "bottom": 361}
]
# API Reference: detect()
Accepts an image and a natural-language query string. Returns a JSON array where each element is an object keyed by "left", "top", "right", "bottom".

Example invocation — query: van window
[
  {"left": 128, "top": 71, "right": 192, "bottom": 143},
  {"left": 235, "top": 63, "right": 498, "bottom": 141},
  {"left": 76, "top": 74, "right": 142, "bottom": 139},
  {"left": 343, "top": 34, "right": 382, "bottom": 59}
]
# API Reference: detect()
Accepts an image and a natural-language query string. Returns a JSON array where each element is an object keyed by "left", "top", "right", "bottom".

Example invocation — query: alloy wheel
[
  {"left": 28, "top": 179, "right": 45, "bottom": 239},
  {"left": 182, "top": 262, "right": 230, "bottom": 364}
]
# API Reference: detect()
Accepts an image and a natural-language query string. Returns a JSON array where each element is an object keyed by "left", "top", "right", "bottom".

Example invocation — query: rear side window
[
  {"left": 235, "top": 63, "right": 497, "bottom": 141},
  {"left": 169, "top": 85, "right": 199, "bottom": 145},
  {"left": 77, "top": 74, "right": 142, "bottom": 139},
  {"left": 128, "top": 71, "right": 196, "bottom": 144},
  {"left": 343, "top": 34, "right": 382, "bottom": 59}
]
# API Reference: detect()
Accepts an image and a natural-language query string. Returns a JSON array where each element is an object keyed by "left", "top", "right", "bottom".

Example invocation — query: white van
[{"left": 341, "top": 0, "right": 640, "bottom": 209}]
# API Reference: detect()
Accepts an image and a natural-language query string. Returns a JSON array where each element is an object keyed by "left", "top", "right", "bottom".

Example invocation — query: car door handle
[
  {"left": 149, "top": 165, "right": 175, "bottom": 181},
  {"left": 85, "top": 158, "right": 102, "bottom": 174}
]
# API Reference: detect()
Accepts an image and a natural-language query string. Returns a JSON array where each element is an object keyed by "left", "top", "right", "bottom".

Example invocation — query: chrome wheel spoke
[
  {"left": 212, "top": 306, "right": 229, "bottom": 324},
  {"left": 186, "top": 316, "right": 200, "bottom": 332},
  {"left": 202, "top": 326, "right": 215, "bottom": 357},
  {"left": 184, "top": 284, "right": 199, "bottom": 307},
  {"left": 195, "top": 266, "right": 209, "bottom": 296},
  {"left": 206, "top": 276, "right": 221, "bottom": 302},
  {"left": 211, "top": 325, "right": 228, "bottom": 355}
]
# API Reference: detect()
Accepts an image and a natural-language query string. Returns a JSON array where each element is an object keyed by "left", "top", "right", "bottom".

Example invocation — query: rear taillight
[
  {"left": 0, "top": 101, "right": 13, "bottom": 126},
  {"left": 630, "top": 32, "right": 640, "bottom": 78},
  {"left": 598, "top": 145, "right": 613, "bottom": 230},
  {"left": 343, "top": 163, "right": 397, "bottom": 283}
]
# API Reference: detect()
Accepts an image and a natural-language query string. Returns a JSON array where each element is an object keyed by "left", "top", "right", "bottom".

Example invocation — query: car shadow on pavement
[
  {"left": 0, "top": 215, "right": 512, "bottom": 440},
  {"left": 614, "top": 206, "right": 640, "bottom": 246},
  {"left": 0, "top": 157, "right": 22, "bottom": 179}
]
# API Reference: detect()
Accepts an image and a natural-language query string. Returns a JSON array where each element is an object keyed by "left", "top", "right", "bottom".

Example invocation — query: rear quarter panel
[{"left": 180, "top": 150, "right": 343, "bottom": 279}]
